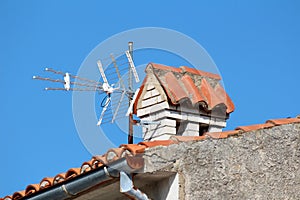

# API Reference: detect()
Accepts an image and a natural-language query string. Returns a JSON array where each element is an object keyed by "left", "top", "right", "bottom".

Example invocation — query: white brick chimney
[{"left": 133, "top": 63, "right": 234, "bottom": 141}]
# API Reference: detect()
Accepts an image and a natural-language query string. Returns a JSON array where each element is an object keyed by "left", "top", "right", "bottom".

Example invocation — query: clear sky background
[{"left": 1, "top": 0, "right": 299, "bottom": 197}]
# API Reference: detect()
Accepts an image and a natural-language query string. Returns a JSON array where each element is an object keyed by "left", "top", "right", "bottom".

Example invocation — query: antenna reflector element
[{"left": 125, "top": 50, "right": 140, "bottom": 83}]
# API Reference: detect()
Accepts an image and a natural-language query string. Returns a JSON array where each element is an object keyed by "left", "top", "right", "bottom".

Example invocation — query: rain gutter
[{"left": 22, "top": 156, "right": 147, "bottom": 200}]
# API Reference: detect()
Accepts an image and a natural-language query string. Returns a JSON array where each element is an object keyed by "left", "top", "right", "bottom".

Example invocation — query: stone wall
[{"left": 143, "top": 123, "right": 300, "bottom": 199}]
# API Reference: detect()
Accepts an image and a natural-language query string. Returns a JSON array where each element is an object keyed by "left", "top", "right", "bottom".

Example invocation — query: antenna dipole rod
[
  {"left": 110, "top": 54, "right": 125, "bottom": 89},
  {"left": 128, "top": 41, "right": 134, "bottom": 144},
  {"left": 128, "top": 42, "right": 133, "bottom": 90}
]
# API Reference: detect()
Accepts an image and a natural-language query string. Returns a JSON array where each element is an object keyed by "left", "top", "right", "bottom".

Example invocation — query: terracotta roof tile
[
  {"left": 214, "top": 83, "right": 235, "bottom": 113},
  {"left": 138, "top": 140, "right": 177, "bottom": 147},
  {"left": 91, "top": 155, "right": 107, "bottom": 169},
  {"left": 221, "top": 130, "right": 241, "bottom": 136},
  {"left": 205, "top": 132, "right": 229, "bottom": 139},
  {"left": 4, "top": 115, "right": 300, "bottom": 199},
  {"left": 25, "top": 184, "right": 40, "bottom": 196},
  {"left": 266, "top": 118, "right": 300, "bottom": 125},
  {"left": 80, "top": 160, "right": 94, "bottom": 173},
  {"left": 123, "top": 154, "right": 144, "bottom": 170},
  {"left": 170, "top": 135, "right": 206, "bottom": 142},
  {"left": 53, "top": 173, "right": 66, "bottom": 184},
  {"left": 204, "top": 130, "right": 242, "bottom": 139},
  {"left": 181, "top": 75, "right": 205, "bottom": 104},
  {"left": 106, "top": 148, "right": 125, "bottom": 162},
  {"left": 65, "top": 168, "right": 81, "bottom": 180},
  {"left": 199, "top": 78, "right": 224, "bottom": 110},
  {"left": 164, "top": 72, "right": 188, "bottom": 103},
  {"left": 39, "top": 177, "right": 54, "bottom": 189},
  {"left": 3, "top": 196, "right": 12, "bottom": 200},
  {"left": 12, "top": 190, "right": 25, "bottom": 200},
  {"left": 236, "top": 123, "right": 274, "bottom": 132},
  {"left": 120, "top": 144, "right": 146, "bottom": 154}
]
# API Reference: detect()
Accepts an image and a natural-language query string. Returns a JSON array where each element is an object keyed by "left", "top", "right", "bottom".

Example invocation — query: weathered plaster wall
[{"left": 143, "top": 123, "right": 300, "bottom": 199}]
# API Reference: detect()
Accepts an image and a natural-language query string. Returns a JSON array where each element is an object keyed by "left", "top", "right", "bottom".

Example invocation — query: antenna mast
[{"left": 128, "top": 42, "right": 134, "bottom": 144}]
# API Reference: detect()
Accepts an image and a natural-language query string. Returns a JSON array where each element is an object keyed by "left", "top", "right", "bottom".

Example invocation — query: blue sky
[{"left": 1, "top": 0, "right": 300, "bottom": 197}]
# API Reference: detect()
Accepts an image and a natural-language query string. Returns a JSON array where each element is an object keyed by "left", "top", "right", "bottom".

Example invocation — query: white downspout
[{"left": 120, "top": 171, "right": 150, "bottom": 200}]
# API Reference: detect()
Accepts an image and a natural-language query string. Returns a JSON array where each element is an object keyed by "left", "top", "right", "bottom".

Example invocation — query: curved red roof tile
[
  {"left": 164, "top": 72, "right": 188, "bottom": 103},
  {"left": 120, "top": 144, "right": 146, "bottom": 154},
  {"left": 39, "top": 177, "right": 54, "bottom": 189},
  {"left": 181, "top": 75, "right": 205, "bottom": 104},
  {"left": 266, "top": 118, "right": 300, "bottom": 125},
  {"left": 80, "top": 160, "right": 94, "bottom": 173},
  {"left": 138, "top": 140, "right": 177, "bottom": 147},
  {"left": 199, "top": 78, "right": 225, "bottom": 110},
  {"left": 106, "top": 148, "right": 126, "bottom": 162},
  {"left": 3, "top": 196, "right": 12, "bottom": 200},
  {"left": 236, "top": 123, "right": 274, "bottom": 132},
  {"left": 205, "top": 132, "right": 229, "bottom": 139},
  {"left": 220, "top": 130, "right": 241, "bottom": 136},
  {"left": 92, "top": 155, "right": 107, "bottom": 167},
  {"left": 65, "top": 168, "right": 81, "bottom": 180},
  {"left": 214, "top": 83, "right": 235, "bottom": 113},
  {"left": 25, "top": 184, "right": 40, "bottom": 196},
  {"left": 12, "top": 190, "right": 25, "bottom": 200},
  {"left": 53, "top": 173, "right": 66, "bottom": 184},
  {"left": 170, "top": 135, "right": 206, "bottom": 142}
]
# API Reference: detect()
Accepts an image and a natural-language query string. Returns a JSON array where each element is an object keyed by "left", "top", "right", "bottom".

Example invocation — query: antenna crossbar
[
  {"left": 33, "top": 76, "right": 65, "bottom": 83},
  {"left": 33, "top": 76, "right": 103, "bottom": 90},
  {"left": 45, "top": 87, "right": 104, "bottom": 92},
  {"left": 45, "top": 68, "right": 100, "bottom": 84}
]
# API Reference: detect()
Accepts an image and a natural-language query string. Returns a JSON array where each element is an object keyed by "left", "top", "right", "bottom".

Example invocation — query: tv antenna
[{"left": 33, "top": 42, "right": 140, "bottom": 144}]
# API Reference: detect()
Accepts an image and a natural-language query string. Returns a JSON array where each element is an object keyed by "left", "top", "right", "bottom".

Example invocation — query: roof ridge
[
  {"left": 148, "top": 63, "right": 221, "bottom": 80},
  {"left": 180, "top": 65, "right": 221, "bottom": 80}
]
